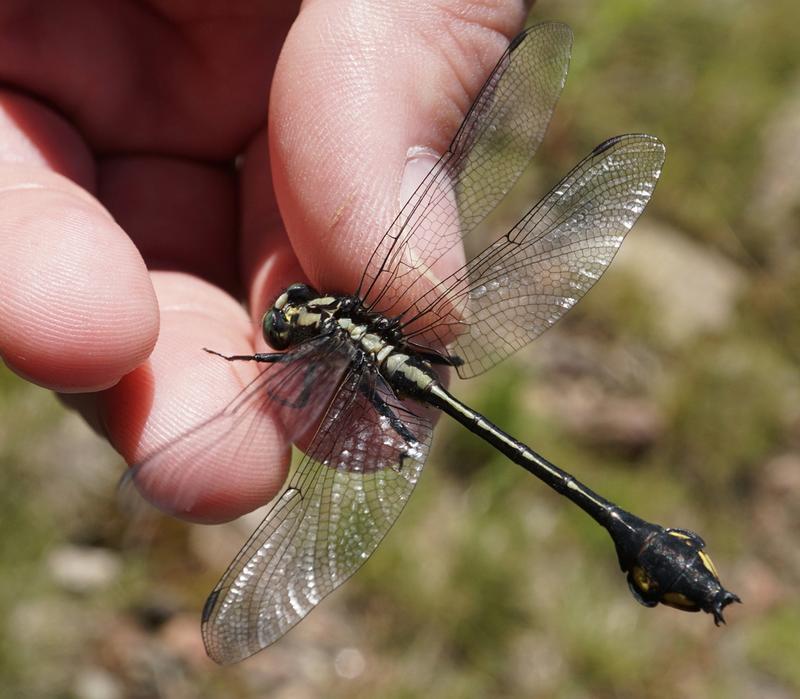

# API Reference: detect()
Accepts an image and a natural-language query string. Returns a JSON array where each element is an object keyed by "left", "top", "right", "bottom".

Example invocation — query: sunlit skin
[{"left": 0, "top": 1, "right": 529, "bottom": 522}]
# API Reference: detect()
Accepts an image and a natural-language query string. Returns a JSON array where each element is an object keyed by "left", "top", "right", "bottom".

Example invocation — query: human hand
[{"left": 0, "top": 0, "right": 530, "bottom": 522}]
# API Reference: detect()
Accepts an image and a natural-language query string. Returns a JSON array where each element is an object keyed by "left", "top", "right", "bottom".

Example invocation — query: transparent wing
[
  {"left": 201, "top": 368, "right": 433, "bottom": 665},
  {"left": 358, "top": 22, "right": 572, "bottom": 319},
  {"left": 405, "top": 134, "right": 666, "bottom": 377},
  {"left": 128, "top": 336, "right": 353, "bottom": 515}
]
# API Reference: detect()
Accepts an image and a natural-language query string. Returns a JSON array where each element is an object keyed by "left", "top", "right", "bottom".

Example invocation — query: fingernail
[{"left": 400, "top": 147, "right": 441, "bottom": 206}]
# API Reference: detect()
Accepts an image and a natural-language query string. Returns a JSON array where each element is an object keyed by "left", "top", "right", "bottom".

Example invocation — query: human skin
[{"left": 0, "top": 0, "right": 530, "bottom": 522}]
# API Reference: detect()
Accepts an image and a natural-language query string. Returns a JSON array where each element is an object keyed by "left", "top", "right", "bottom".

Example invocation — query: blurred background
[{"left": 2, "top": 1, "right": 800, "bottom": 697}]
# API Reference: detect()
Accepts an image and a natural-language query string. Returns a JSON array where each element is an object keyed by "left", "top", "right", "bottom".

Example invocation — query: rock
[
  {"left": 567, "top": 395, "right": 664, "bottom": 454},
  {"left": 46, "top": 545, "right": 121, "bottom": 593},
  {"left": 613, "top": 221, "right": 745, "bottom": 344},
  {"left": 334, "top": 647, "right": 366, "bottom": 679},
  {"left": 533, "top": 379, "right": 665, "bottom": 454},
  {"left": 72, "top": 668, "right": 123, "bottom": 699}
]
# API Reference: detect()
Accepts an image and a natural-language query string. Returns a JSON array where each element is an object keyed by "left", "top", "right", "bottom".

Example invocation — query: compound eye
[
  {"left": 263, "top": 309, "right": 290, "bottom": 350},
  {"left": 285, "top": 283, "right": 316, "bottom": 303}
]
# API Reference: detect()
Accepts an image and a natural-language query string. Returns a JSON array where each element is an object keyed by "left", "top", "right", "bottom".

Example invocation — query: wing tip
[
  {"left": 514, "top": 21, "right": 574, "bottom": 53},
  {"left": 591, "top": 133, "right": 666, "bottom": 161}
]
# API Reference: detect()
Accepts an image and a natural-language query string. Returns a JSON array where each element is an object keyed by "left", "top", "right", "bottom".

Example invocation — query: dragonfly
[{"left": 130, "top": 22, "right": 739, "bottom": 664}]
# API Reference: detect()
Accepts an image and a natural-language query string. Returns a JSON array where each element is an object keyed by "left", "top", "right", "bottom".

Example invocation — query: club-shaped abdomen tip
[{"left": 608, "top": 511, "right": 740, "bottom": 624}]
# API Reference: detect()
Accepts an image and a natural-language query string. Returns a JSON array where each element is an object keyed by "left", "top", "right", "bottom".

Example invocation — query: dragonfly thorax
[
  {"left": 262, "top": 282, "right": 404, "bottom": 354},
  {"left": 263, "top": 283, "right": 436, "bottom": 395}
]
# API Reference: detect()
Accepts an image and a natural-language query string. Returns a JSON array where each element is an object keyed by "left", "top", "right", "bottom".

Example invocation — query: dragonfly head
[{"left": 262, "top": 283, "right": 319, "bottom": 350}]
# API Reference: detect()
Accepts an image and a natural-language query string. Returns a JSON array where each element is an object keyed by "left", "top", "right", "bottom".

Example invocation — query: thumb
[{"left": 258, "top": 1, "right": 529, "bottom": 307}]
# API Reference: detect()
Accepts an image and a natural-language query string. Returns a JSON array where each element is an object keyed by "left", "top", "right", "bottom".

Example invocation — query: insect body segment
[{"left": 610, "top": 517, "right": 740, "bottom": 623}]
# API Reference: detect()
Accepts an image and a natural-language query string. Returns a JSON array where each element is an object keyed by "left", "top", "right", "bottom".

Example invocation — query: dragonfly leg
[
  {"left": 360, "top": 384, "right": 418, "bottom": 472},
  {"left": 413, "top": 349, "right": 465, "bottom": 367},
  {"left": 203, "top": 348, "right": 288, "bottom": 363},
  {"left": 206, "top": 346, "right": 318, "bottom": 408}
]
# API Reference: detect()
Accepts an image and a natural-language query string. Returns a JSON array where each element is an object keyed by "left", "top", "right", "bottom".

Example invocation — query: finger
[
  {"left": 94, "top": 143, "right": 297, "bottom": 522},
  {"left": 0, "top": 93, "right": 158, "bottom": 392},
  {"left": 97, "top": 155, "right": 240, "bottom": 294},
  {"left": 93, "top": 133, "right": 298, "bottom": 523},
  {"left": 100, "top": 272, "right": 291, "bottom": 524},
  {"left": 0, "top": 3, "right": 297, "bottom": 157},
  {"left": 262, "top": 0, "right": 529, "bottom": 300},
  {"left": 0, "top": 89, "right": 94, "bottom": 187},
  {"left": 240, "top": 126, "right": 307, "bottom": 319}
]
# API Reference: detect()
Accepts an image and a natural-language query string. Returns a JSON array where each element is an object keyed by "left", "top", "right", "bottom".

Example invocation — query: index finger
[{"left": 0, "top": 91, "right": 159, "bottom": 392}]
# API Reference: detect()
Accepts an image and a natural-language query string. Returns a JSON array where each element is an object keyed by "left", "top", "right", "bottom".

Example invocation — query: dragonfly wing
[
  {"left": 359, "top": 22, "right": 572, "bottom": 319},
  {"left": 127, "top": 336, "right": 353, "bottom": 516},
  {"left": 411, "top": 134, "right": 666, "bottom": 377},
  {"left": 200, "top": 368, "right": 433, "bottom": 664}
]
